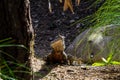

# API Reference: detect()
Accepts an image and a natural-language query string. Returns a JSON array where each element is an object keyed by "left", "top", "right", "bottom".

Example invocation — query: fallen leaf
[
  {"left": 63, "top": 0, "right": 74, "bottom": 14},
  {"left": 76, "top": 0, "right": 81, "bottom": 5},
  {"left": 48, "top": 0, "right": 52, "bottom": 13},
  {"left": 59, "top": 0, "right": 62, "bottom": 3}
]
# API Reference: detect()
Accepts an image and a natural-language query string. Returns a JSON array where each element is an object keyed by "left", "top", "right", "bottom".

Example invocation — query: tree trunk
[{"left": 0, "top": 0, "right": 34, "bottom": 80}]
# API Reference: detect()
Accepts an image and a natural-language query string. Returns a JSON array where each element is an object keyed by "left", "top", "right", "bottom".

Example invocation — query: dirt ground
[
  {"left": 30, "top": 0, "right": 120, "bottom": 80},
  {"left": 31, "top": 57, "right": 120, "bottom": 80}
]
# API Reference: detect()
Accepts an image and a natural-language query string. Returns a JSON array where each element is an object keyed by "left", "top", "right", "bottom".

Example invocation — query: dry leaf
[
  {"left": 63, "top": 0, "right": 74, "bottom": 14},
  {"left": 63, "top": 0, "right": 69, "bottom": 11},
  {"left": 48, "top": 0, "right": 52, "bottom": 13},
  {"left": 59, "top": 0, "right": 62, "bottom": 3},
  {"left": 76, "top": 0, "right": 81, "bottom": 5}
]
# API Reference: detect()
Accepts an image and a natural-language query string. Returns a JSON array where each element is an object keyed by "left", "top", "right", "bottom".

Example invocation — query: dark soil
[
  {"left": 30, "top": 0, "right": 101, "bottom": 57},
  {"left": 30, "top": 0, "right": 120, "bottom": 80}
]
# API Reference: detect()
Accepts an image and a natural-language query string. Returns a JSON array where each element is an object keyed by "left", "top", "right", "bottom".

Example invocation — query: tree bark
[{"left": 0, "top": 0, "right": 34, "bottom": 80}]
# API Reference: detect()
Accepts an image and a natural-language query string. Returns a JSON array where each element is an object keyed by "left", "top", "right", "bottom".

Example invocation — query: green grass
[
  {"left": 71, "top": 0, "right": 120, "bottom": 28},
  {"left": 0, "top": 38, "right": 28, "bottom": 80},
  {"left": 92, "top": 0, "right": 120, "bottom": 27},
  {"left": 92, "top": 52, "right": 120, "bottom": 66}
]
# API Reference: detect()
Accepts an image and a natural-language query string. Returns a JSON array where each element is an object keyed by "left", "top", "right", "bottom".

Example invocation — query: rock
[
  {"left": 69, "top": 20, "right": 75, "bottom": 23},
  {"left": 76, "top": 23, "right": 81, "bottom": 28},
  {"left": 66, "top": 24, "right": 120, "bottom": 63}
]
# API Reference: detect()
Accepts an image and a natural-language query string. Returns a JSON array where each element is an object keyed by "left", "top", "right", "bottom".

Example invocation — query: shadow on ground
[{"left": 34, "top": 63, "right": 58, "bottom": 80}]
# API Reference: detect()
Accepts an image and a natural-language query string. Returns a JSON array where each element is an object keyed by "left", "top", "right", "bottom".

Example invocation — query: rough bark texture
[{"left": 0, "top": 0, "right": 34, "bottom": 80}]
